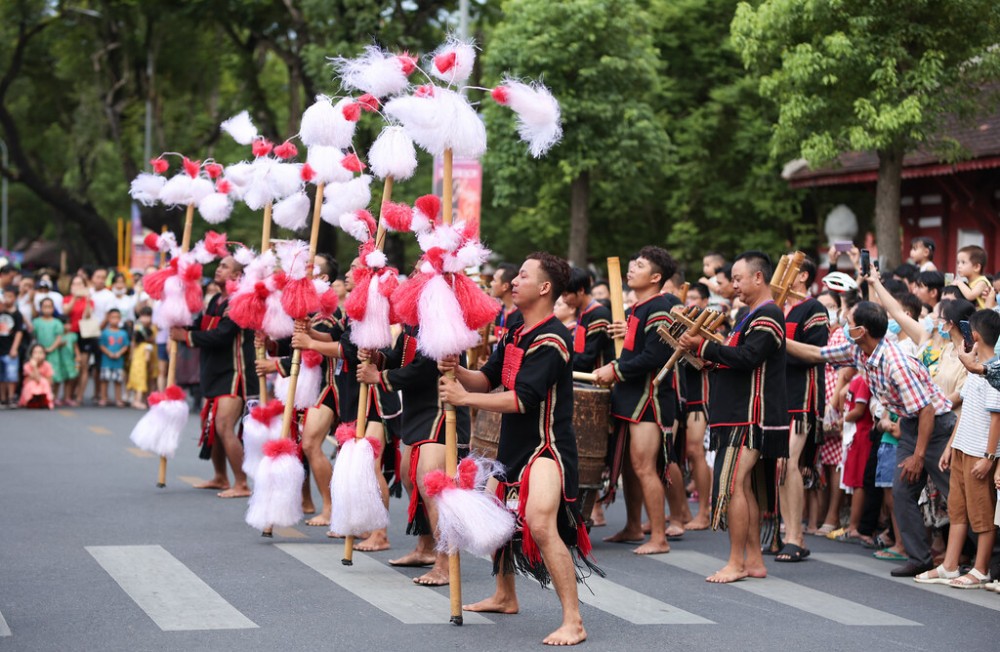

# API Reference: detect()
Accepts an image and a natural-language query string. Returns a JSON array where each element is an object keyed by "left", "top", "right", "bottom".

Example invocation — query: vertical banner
[
  {"left": 130, "top": 203, "right": 157, "bottom": 271},
  {"left": 433, "top": 156, "right": 482, "bottom": 239}
]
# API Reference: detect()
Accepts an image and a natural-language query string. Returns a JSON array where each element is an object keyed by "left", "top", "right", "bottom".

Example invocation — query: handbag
[{"left": 78, "top": 317, "right": 101, "bottom": 339}]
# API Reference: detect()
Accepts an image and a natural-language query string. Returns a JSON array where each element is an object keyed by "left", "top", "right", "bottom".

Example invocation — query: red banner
[{"left": 433, "top": 156, "right": 482, "bottom": 239}]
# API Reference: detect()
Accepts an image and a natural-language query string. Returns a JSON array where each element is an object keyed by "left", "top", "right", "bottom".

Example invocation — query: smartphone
[
  {"left": 860, "top": 249, "right": 870, "bottom": 276},
  {"left": 833, "top": 240, "right": 853, "bottom": 253},
  {"left": 959, "top": 320, "right": 974, "bottom": 351}
]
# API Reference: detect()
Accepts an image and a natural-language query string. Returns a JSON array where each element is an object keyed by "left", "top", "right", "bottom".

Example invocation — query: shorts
[
  {"left": 948, "top": 448, "right": 999, "bottom": 533},
  {"left": 100, "top": 367, "right": 124, "bottom": 383},
  {"left": 1, "top": 355, "right": 18, "bottom": 383},
  {"left": 874, "top": 442, "right": 896, "bottom": 488},
  {"left": 157, "top": 343, "right": 168, "bottom": 361},
  {"left": 79, "top": 337, "right": 100, "bottom": 366},
  {"left": 842, "top": 432, "right": 872, "bottom": 489}
]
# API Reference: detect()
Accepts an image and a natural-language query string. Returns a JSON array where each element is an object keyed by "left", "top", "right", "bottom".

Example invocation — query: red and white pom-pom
[
  {"left": 183, "top": 157, "right": 201, "bottom": 178},
  {"left": 129, "top": 385, "right": 188, "bottom": 458},
  {"left": 198, "top": 192, "right": 233, "bottom": 224},
  {"left": 318, "top": 287, "right": 339, "bottom": 317},
  {"left": 390, "top": 269, "right": 431, "bottom": 326},
  {"left": 340, "top": 152, "right": 366, "bottom": 173},
  {"left": 416, "top": 273, "right": 482, "bottom": 358},
  {"left": 204, "top": 163, "right": 224, "bottom": 180},
  {"left": 272, "top": 192, "right": 311, "bottom": 231},
  {"left": 262, "top": 290, "right": 295, "bottom": 340},
  {"left": 359, "top": 240, "right": 388, "bottom": 269},
  {"left": 142, "top": 262, "right": 175, "bottom": 301},
  {"left": 454, "top": 238, "right": 489, "bottom": 270},
  {"left": 252, "top": 138, "right": 274, "bottom": 158},
  {"left": 230, "top": 281, "right": 269, "bottom": 330},
  {"left": 329, "top": 435, "right": 389, "bottom": 537},
  {"left": 157, "top": 174, "right": 193, "bottom": 206},
  {"left": 383, "top": 86, "right": 486, "bottom": 159},
  {"left": 265, "top": 161, "right": 305, "bottom": 202},
  {"left": 241, "top": 399, "right": 284, "bottom": 478},
  {"left": 424, "top": 459, "right": 516, "bottom": 556},
  {"left": 342, "top": 102, "right": 361, "bottom": 122},
  {"left": 153, "top": 275, "right": 194, "bottom": 330},
  {"left": 300, "top": 96, "right": 356, "bottom": 149},
  {"left": 337, "top": 209, "right": 377, "bottom": 242},
  {"left": 336, "top": 46, "right": 413, "bottom": 99},
  {"left": 453, "top": 272, "right": 500, "bottom": 330},
  {"left": 306, "top": 146, "right": 353, "bottom": 185},
  {"left": 203, "top": 231, "right": 229, "bottom": 259},
  {"left": 347, "top": 267, "right": 397, "bottom": 350},
  {"left": 357, "top": 94, "right": 380, "bottom": 112},
  {"left": 275, "top": 240, "right": 310, "bottom": 278},
  {"left": 143, "top": 231, "right": 177, "bottom": 257},
  {"left": 492, "top": 78, "right": 562, "bottom": 158},
  {"left": 368, "top": 126, "right": 418, "bottom": 181},
  {"left": 150, "top": 157, "right": 170, "bottom": 174},
  {"left": 220, "top": 110, "right": 258, "bottom": 146},
  {"left": 233, "top": 245, "right": 256, "bottom": 268},
  {"left": 130, "top": 173, "right": 166, "bottom": 207},
  {"left": 380, "top": 201, "right": 412, "bottom": 233},
  {"left": 273, "top": 140, "right": 298, "bottom": 160},
  {"left": 418, "top": 222, "right": 462, "bottom": 254},
  {"left": 274, "top": 350, "right": 323, "bottom": 409},
  {"left": 429, "top": 35, "right": 477, "bottom": 86},
  {"left": 320, "top": 176, "right": 372, "bottom": 226},
  {"left": 411, "top": 195, "right": 441, "bottom": 234},
  {"left": 281, "top": 276, "right": 320, "bottom": 320},
  {"left": 245, "top": 438, "right": 305, "bottom": 531}
]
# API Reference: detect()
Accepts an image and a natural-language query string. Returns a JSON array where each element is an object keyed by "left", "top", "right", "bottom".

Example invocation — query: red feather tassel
[
  {"left": 183, "top": 264, "right": 204, "bottom": 313},
  {"left": 144, "top": 233, "right": 160, "bottom": 251},
  {"left": 457, "top": 457, "right": 478, "bottom": 490},
  {"left": 225, "top": 279, "right": 239, "bottom": 296},
  {"left": 434, "top": 51, "right": 457, "bottom": 74},
  {"left": 263, "top": 437, "right": 299, "bottom": 459},
  {"left": 415, "top": 84, "right": 434, "bottom": 98},
  {"left": 453, "top": 273, "right": 498, "bottom": 330},
  {"left": 251, "top": 398, "right": 284, "bottom": 423},
  {"left": 150, "top": 157, "right": 169, "bottom": 174},
  {"left": 215, "top": 179, "right": 232, "bottom": 194},
  {"left": 142, "top": 265, "right": 174, "bottom": 301},
  {"left": 230, "top": 282, "right": 268, "bottom": 330},
  {"left": 423, "top": 470, "right": 453, "bottom": 498},
  {"left": 365, "top": 436, "right": 383, "bottom": 459},
  {"left": 345, "top": 268, "right": 374, "bottom": 322},
  {"left": 281, "top": 276, "right": 320, "bottom": 320},
  {"left": 378, "top": 270, "right": 399, "bottom": 298},
  {"left": 183, "top": 157, "right": 201, "bottom": 178},
  {"left": 491, "top": 86, "right": 510, "bottom": 104},
  {"left": 252, "top": 138, "right": 273, "bottom": 158},
  {"left": 318, "top": 288, "right": 339, "bottom": 316},
  {"left": 342, "top": 102, "right": 361, "bottom": 122},
  {"left": 390, "top": 271, "right": 429, "bottom": 326},
  {"left": 164, "top": 385, "right": 186, "bottom": 401},
  {"left": 414, "top": 195, "right": 441, "bottom": 222},
  {"left": 300, "top": 163, "right": 316, "bottom": 183},
  {"left": 518, "top": 468, "right": 542, "bottom": 564},
  {"left": 273, "top": 140, "right": 298, "bottom": 159},
  {"left": 382, "top": 201, "right": 412, "bottom": 232},
  {"left": 357, "top": 94, "right": 380, "bottom": 112},
  {"left": 396, "top": 53, "right": 417, "bottom": 76},
  {"left": 335, "top": 422, "right": 356, "bottom": 447},
  {"left": 302, "top": 349, "right": 323, "bottom": 368},
  {"left": 147, "top": 391, "right": 165, "bottom": 406},
  {"left": 341, "top": 153, "right": 366, "bottom": 173},
  {"left": 271, "top": 270, "right": 288, "bottom": 290},
  {"left": 204, "top": 163, "right": 224, "bottom": 179},
  {"left": 204, "top": 231, "right": 228, "bottom": 259}
]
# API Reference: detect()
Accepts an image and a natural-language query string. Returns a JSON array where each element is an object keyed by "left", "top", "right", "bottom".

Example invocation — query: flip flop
[
  {"left": 874, "top": 549, "right": 907, "bottom": 561},
  {"left": 774, "top": 543, "right": 810, "bottom": 562}
]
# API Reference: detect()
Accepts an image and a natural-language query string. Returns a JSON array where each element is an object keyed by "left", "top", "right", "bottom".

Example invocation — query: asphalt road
[{"left": 0, "top": 404, "right": 996, "bottom": 652}]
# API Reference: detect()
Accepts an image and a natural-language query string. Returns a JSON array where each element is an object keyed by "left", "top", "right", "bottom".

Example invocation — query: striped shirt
[
  {"left": 821, "top": 337, "right": 951, "bottom": 419},
  {"left": 952, "top": 370, "right": 1000, "bottom": 457}
]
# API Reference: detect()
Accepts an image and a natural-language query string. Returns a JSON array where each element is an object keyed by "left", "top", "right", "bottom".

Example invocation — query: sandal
[
  {"left": 949, "top": 568, "right": 991, "bottom": 589},
  {"left": 983, "top": 581, "right": 1000, "bottom": 593},
  {"left": 815, "top": 523, "right": 837, "bottom": 537},
  {"left": 914, "top": 564, "right": 961, "bottom": 585},
  {"left": 775, "top": 543, "right": 811, "bottom": 563},
  {"left": 874, "top": 549, "right": 907, "bottom": 561},
  {"left": 832, "top": 529, "right": 861, "bottom": 544}
]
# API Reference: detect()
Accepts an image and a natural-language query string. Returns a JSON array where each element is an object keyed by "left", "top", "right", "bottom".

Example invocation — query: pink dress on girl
[{"left": 20, "top": 360, "right": 54, "bottom": 409}]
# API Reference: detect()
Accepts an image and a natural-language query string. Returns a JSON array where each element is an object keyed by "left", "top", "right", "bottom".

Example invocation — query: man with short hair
[
  {"left": 680, "top": 251, "right": 789, "bottom": 583},
  {"left": 786, "top": 298, "right": 955, "bottom": 577},
  {"left": 681, "top": 282, "right": 713, "bottom": 530},
  {"left": 561, "top": 266, "right": 613, "bottom": 373},
  {"left": 439, "top": 251, "right": 594, "bottom": 646},
  {"left": 914, "top": 270, "right": 944, "bottom": 310},
  {"left": 593, "top": 246, "right": 680, "bottom": 555},
  {"left": 490, "top": 262, "right": 522, "bottom": 345}
]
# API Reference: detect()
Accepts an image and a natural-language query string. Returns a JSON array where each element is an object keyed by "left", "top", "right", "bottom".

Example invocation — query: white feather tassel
[
  {"left": 273, "top": 359, "right": 322, "bottom": 410},
  {"left": 266, "top": 162, "right": 304, "bottom": 200},
  {"left": 348, "top": 272, "right": 393, "bottom": 350},
  {"left": 158, "top": 175, "right": 193, "bottom": 206},
  {"left": 368, "top": 126, "right": 418, "bottom": 181},
  {"left": 300, "top": 96, "right": 357, "bottom": 149},
  {"left": 220, "top": 110, "right": 259, "bottom": 146},
  {"left": 429, "top": 36, "right": 477, "bottom": 86},
  {"left": 245, "top": 440, "right": 305, "bottom": 530},
  {"left": 262, "top": 291, "right": 295, "bottom": 340},
  {"left": 241, "top": 410, "right": 282, "bottom": 479},
  {"left": 320, "top": 176, "right": 372, "bottom": 225},
  {"left": 384, "top": 87, "right": 486, "bottom": 159},
  {"left": 128, "top": 395, "right": 188, "bottom": 458},
  {"left": 153, "top": 275, "right": 194, "bottom": 330},
  {"left": 306, "top": 145, "right": 353, "bottom": 184},
  {"left": 198, "top": 192, "right": 233, "bottom": 224},
  {"left": 433, "top": 485, "right": 516, "bottom": 556},
  {"left": 329, "top": 438, "right": 390, "bottom": 536},
  {"left": 416, "top": 274, "right": 481, "bottom": 358},
  {"left": 496, "top": 79, "right": 563, "bottom": 158},
  {"left": 336, "top": 46, "right": 412, "bottom": 98},
  {"left": 188, "top": 177, "right": 215, "bottom": 205},
  {"left": 272, "top": 192, "right": 311, "bottom": 231},
  {"left": 129, "top": 173, "right": 165, "bottom": 207}
]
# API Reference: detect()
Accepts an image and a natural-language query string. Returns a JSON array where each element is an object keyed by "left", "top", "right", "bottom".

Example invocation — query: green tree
[
  {"left": 732, "top": 0, "right": 1000, "bottom": 269},
  {"left": 481, "top": 0, "right": 669, "bottom": 267}
]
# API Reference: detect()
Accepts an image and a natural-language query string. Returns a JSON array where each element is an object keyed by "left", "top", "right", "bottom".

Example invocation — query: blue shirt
[{"left": 100, "top": 327, "right": 130, "bottom": 369}]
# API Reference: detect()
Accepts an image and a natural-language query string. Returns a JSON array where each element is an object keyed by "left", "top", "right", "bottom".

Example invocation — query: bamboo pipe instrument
[{"left": 607, "top": 257, "right": 626, "bottom": 358}]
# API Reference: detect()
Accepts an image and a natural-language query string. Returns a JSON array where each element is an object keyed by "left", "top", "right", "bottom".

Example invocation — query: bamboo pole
[
  {"left": 158, "top": 202, "right": 195, "bottom": 488},
  {"left": 607, "top": 257, "right": 626, "bottom": 358},
  {"left": 343, "top": 176, "right": 393, "bottom": 566},
  {"left": 255, "top": 201, "right": 273, "bottom": 405}
]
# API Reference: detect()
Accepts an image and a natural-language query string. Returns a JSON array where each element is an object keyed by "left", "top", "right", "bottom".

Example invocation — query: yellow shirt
[{"left": 969, "top": 275, "right": 990, "bottom": 308}]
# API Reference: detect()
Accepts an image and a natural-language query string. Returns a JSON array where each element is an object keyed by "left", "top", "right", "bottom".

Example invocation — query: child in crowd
[
  {"left": 910, "top": 236, "right": 937, "bottom": 272},
  {"left": 830, "top": 369, "right": 873, "bottom": 542},
  {"left": 127, "top": 307, "right": 157, "bottom": 409},
  {"left": 1, "top": 285, "right": 25, "bottom": 408},
  {"left": 955, "top": 245, "right": 990, "bottom": 308},
  {"left": 19, "top": 343, "right": 54, "bottom": 409},
  {"left": 31, "top": 298, "right": 73, "bottom": 403},
  {"left": 916, "top": 309, "right": 1000, "bottom": 588},
  {"left": 873, "top": 408, "right": 906, "bottom": 561},
  {"left": 98, "top": 308, "right": 130, "bottom": 407}
]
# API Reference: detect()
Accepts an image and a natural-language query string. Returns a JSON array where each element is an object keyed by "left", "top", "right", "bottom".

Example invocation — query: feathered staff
[{"left": 128, "top": 156, "right": 224, "bottom": 487}]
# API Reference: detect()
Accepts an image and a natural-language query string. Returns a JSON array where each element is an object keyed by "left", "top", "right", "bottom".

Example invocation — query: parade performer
[
  {"left": 561, "top": 266, "right": 614, "bottom": 373},
  {"left": 489, "top": 262, "right": 522, "bottom": 348},
  {"left": 171, "top": 253, "right": 259, "bottom": 497},
  {"left": 438, "top": 252, "right": 597, "bottom": 646},
  {"left": 679, "top": 282, "right": 713, "bottom": 531},
  {"left": 592, "top": 246, "right": 680, "bottom": 555},
  {"left": 359, "top": 319, "right": 472, "bottom": 585},
  {"left": 679, "top": 250, "right": 789, "bottom": 583},
  {"left": 776, "top": 256, "right": 828, "bottom": 562}
]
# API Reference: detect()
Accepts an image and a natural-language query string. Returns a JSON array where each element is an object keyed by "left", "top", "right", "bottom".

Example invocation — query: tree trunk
[
  {"left": 874, "top": 147, "right": 904, "bottom": 271},
  {"left": 568, "top": 172, "right": 589, "bottom": 267}
]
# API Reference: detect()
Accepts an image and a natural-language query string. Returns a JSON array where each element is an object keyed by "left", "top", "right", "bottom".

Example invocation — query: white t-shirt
[
  {"left": 33, "top": 290, "right": 64, "bottom": 315},
  {"left": 110, "top": 292, "right": 137, "bottom": 323},
  {"left": 91, "top": 288, "right": 115, "bottom": 324},
  {"left": 952, "top": 371, "right": 1000, "bottom": 457}
]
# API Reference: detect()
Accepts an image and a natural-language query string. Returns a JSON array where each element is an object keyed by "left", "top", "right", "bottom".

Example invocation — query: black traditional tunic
[
  {"left": 335, "top": 316, "right": 401, "bottom": 423},
  {"left": 185, "top": 293, "right": 258, "bottom": 400},
  {"left": 682, "top": 363, "right": 710, "bottom": 417},
  {"left": 571, "top": 301, "right": 614, "bottom": 373},
  {"left": 274, "top": 312, "right": 340, "bottom": 416},
  {"left": 784, "top": 298, "right": 829, "bottom": 440},
  {"left": 492, "top": 305, "right": 523, "bottom": 347},
  {"left": 376, "top": 324, "right": 471, "bottom": 535},
  {"left": 697, "top": 300, "right": 789, "bottom": 530},
  {"left": 479, "top": 314, "right": 598, "bottom": 584}
]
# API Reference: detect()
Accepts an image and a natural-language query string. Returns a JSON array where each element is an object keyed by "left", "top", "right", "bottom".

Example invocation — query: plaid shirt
[{"left": 821, "top": 337, "right": 952, "bottom": 418}]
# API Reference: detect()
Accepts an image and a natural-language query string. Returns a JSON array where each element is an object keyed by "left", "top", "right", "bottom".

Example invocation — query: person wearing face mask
[{"left": 109, "top": 273, "right": 136, "bottom": 325}]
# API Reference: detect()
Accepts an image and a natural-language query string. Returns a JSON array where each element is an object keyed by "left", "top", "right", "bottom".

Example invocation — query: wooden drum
[
  {"left": 471, "top": 406, "right": 502, "bottom": 460},
  {"left": 573, "top": 383, "right": 611, "bottom": 489}
]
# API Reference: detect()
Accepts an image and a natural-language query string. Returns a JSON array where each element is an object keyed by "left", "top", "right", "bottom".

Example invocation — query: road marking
[
  {"left": 578, "top": 574, "right": 714, "bottom": 624},
  {"left": 88, "top": 425, "right": 113, "bottom": 436},
  {"left": 57, "top": 409, "right": 75, "bottom": 418},
  {"left": 651, "top": 551, "right": 919, "bottom": 626},
  {"left": 820, "top": 553, "right": 1000, "bottom": 613},
  {"left": 272, "top": 526, "right": 307, "bottom": 539},
  {"left": 0, "top": 609, "right": 10, "bottom": 636},
  {"left": 87, "top": 545, "right": 257, "bottom": 631},
  {"left": 277, "top": 543, "right": 492, "bottom": 625},
  {"left": 126, "top": 447, "right": 154, "bottom": 458},
  {"left": 178, "top": 475, "right": 208, "bottom": 487}
]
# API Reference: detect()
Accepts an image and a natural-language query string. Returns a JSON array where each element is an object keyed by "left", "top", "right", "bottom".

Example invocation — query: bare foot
[
  {"left": 543, "top": 622, "right": 587, "bottom": 646},
  {"left": 641, "top": 520, "right": 651, "bottom": 534},
  {"left": 684, "top": 516, "right": 710, "bottom": 531},
  {"left": 355, "top": 532, "right": 391, "bottom": 552},
  {"left": 389, "top": 550, "right": 436, "bottom": 567},
  {"left": 745, "top": 564, "right": 767, "bottom": 579},
  {"left": 463, "top": 595, "right": 519, "bottom": 614},
  {"left": 413, "top": 568, "right": 449, "bottom": 586},
  {"left": 706, "top": 565, "right": 748, "bottom": 583},
  {"left": 603, "top": 529, "right": 644, "bottom": 544},
  {"left": 590, "top": 517, "right": 607, "bottom": 527},
  {"left": 634, "top": 540, "right": 670, "bottom": 555},
  {"left": 305, "top": 515, "right": 330, "bottom": 527},
  {"left": 194, "top": 478, "right": 229, "bottom": 490},
  {"left": 302, "top": 501, "right": 316, "bottom": 515},
  {"left": 326, "top": 531, "right": 345, "bottom": 539},
  {"left": 217, "top": 486, "right": 251, "bottom": 498},
  {"left": 666, "top": 524, "right": 685, "bottom": 539}
]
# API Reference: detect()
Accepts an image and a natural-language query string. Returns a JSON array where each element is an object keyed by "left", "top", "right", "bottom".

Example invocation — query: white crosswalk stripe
[
  {"left": 277, "top": 543, "right": 493, "bottom": 625},
  {"left": 87, "top": 545, "right": 258, "bottom": 631},
  {"left": 820, "top": 553, "right": 1000, "bottom": 613},
  {"left": 650, "top": 550, "right": 920, "bottom": 626},
  {"left": 576, "top": 574, "right": 715, "bottom": 625},
  {"left": 0, "top": 609, "right": 11, "bottom": 637}
]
